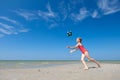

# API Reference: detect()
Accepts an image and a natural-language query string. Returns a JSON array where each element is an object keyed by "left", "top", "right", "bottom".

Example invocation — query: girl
[{"left": 67, "top": 37, "right": 100, "bottom": 70}]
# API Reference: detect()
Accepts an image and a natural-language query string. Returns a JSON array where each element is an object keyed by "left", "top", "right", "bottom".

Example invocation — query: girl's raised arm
[{"left": 67, "top": 43, "right": 79, "bottom": 49}]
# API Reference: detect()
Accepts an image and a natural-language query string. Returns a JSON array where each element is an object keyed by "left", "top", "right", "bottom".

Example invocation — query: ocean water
[
  {"left": 0, "top": 60, "right": 120, "bottom": 69},
  {"left": 0, "top": 60, "right": 78, "bottom": 69}
]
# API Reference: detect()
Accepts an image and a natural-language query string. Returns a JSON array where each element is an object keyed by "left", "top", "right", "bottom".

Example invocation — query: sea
[{"left": 0, "top": 60, "right": 120, "bottom": 69}]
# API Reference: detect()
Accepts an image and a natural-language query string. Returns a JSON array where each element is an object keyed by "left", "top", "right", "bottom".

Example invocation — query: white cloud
[
  {"left": 70, "top": 0, "right": 120, "bottom": 21},
  {"left": 14, "top": 9, "right": 38, "bottom": 21},
  {"left": 0, "top": 28, "right": 12, "bottom": 35},
  {"left": 0, "top": 22, "right": 15, "bottom": 34},
  {"left": 58, "top": 1, "right": 72, "bottom": 21},
  {"left": 91, "top": 10, "right": 99, "bottom": 18},
  {"left": 37, "top": 3, "right": 58, "bottom": 28},
  {"left": 19, "top": 29, "right": 29, "bottom": 33},
  {"left": 0, "top": 16, "right": 19, "bottom": 25},
  {"left": 69, "top": 0, "right": 120, "bottom": 21},
  {"left": 0, "top": 16, "right": 25, "bottom": 30},
  {"left": 0, "top": 21, "right": 28, "bottom": 37},
  {"left": 98, "top": 0, "right": 120, "bottom": 15},
  {"left": 0, "top": 16, "right": 29, "bottom": 37},
  {"left": 38, "top": 3, "right": 56, "bottom": 21},
  {"left": 71, "top": 7, "right": 89, "bottom": 21},
  {"left": 14, "top": 3, "right": 56, "bottom": 22},
  {"left": 38, "top": 10, "right": 51, "bottom": 21},
  {"left": 13, "top": 3, "right": 58, "bottom": 28},
  {"left": 11, "top": 0, "right": 120, "bottom": 29},
  {"left": 46, "top": 3, "right": 56, "bottom": 17}
]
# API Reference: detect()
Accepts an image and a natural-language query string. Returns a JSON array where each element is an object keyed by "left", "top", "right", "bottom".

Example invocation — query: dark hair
[{"left": 78, "top": 38, "right": 82, "bottom": 42}]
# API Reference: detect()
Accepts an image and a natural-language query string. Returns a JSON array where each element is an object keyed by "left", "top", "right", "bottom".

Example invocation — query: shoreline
[{"left": 0, "top": 60, "right": 120, "bottom": 69}]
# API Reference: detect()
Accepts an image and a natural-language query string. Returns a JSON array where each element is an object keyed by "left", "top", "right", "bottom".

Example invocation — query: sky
[{"left": 0, "top": 0, "right": 120, "bottom": 60}]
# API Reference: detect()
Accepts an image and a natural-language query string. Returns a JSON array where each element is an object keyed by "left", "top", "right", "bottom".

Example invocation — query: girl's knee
[{"left": 81, "top": 59, "right": 84, "bottom": 61}]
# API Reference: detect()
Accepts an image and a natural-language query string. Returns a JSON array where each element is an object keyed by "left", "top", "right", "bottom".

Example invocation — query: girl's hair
[{"left": 77, "top": 37, "right": 82, "bottom": 42}]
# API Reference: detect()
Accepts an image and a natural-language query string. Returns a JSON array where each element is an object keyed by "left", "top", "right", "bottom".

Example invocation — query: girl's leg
[
  {"left": 81, "top": 54, "right": 89, "bottom": 70},
  {"left": 84, "top": 52, "right": 101, "bottom": 67}
]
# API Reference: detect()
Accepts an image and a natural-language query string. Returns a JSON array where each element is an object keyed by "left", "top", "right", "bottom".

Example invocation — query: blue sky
[{"left": 0, "top": 0, "right": 120, "bottom": 60}]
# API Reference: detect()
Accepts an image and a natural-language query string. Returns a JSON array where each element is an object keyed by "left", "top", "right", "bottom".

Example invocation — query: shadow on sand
[{"left": 88, "top": 67, "right": 97, "bottom": 69}]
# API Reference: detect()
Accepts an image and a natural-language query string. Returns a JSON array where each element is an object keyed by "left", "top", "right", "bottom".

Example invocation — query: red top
[{"left": 78, "top": 45, "right": 87, "bottom": 54}]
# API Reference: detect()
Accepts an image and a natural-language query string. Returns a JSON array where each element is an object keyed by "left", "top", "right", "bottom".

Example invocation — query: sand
[{"left": 0, "top": 63, "right": 120, "bottom": 80}]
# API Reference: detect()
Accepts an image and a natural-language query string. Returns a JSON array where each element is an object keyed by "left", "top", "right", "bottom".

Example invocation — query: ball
[{"left": 67, "top": 31, "right": 72, "bottom": 37}]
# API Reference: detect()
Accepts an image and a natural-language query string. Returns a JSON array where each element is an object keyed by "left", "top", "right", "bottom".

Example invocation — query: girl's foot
[
  {"left": 98, "top": 64, "right": 101, "bottom": 68},
  {"left": 83, "top": 67, "right": 89, "bottom": 70}
]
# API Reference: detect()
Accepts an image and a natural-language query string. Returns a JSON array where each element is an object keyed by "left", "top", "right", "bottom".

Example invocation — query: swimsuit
[{"left": 78, "top": 45, "right": 88, "bottom": 54}]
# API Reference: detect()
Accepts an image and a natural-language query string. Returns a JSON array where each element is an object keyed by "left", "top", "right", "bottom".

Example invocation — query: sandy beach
[{"left": 0, "top": 62, "right": 120, "bottom": 80}]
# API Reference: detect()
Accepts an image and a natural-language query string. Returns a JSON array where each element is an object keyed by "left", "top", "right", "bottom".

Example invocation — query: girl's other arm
[
  {"left": 67, "top": 44, "right": 78, "bottom": 49},
  {"left": 67, "top": 46, "right": 76, "bottom": 49}
]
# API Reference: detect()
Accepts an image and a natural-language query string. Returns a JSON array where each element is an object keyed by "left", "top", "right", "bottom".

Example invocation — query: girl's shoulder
[{"left": 76, "top": 42, "right": 82, "bottom": 46}]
